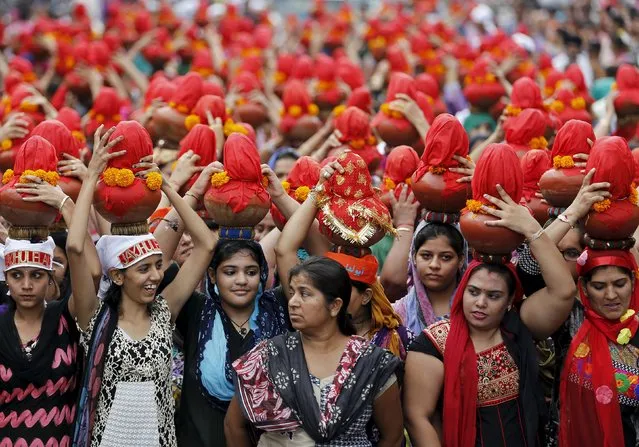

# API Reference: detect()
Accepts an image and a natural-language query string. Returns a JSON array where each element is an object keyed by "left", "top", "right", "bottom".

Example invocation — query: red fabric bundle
[
  {"left": 9, "top": 83, "right": 45, "bottom": 124},
  {"left": 335, "top": 107, "right": 380, "bottom": 170},
  {"left": 462, "top": 59, "right": 506, "bottom": 108},
  {"left": 551, "top": 89, "right": 592, "bottom": 124},
  {"left": 8, "top": 57, "right": 35, "bottom": 81},
  {"left": 383, "top": 145, "right": 419, "bottom": 198},
  {"left": 586, "top": 136, "right": 633, "bottom": 201},
  {"left": 337, "top": 59, "right": 365, "bottom": 90},
  {"left": 202, "top": 80, "right": 225, "bottom": 98},
  {"left": 386, "top": 45, "right": 410, "bottom": 73},
  {"left": 231, "top": 71, "right": 262, "bottom": 95},
  {"left": 505, "top": 108, "right": 548, "bottom": 155},
  {"left": 613, "top": 64, "right": 639, "bottom": 115},
  {"left": 192, "top": 49, "right": 214, "bottom": 77},
  {"left": 633, "top": 148, "right": 639, "bottom": 184},
  {"left": 412, "top": 114, "right": 469, "bottom": 197},
  {"left": 550, "top": 119, "right": 594, "bottom": 183},
  {"left": 4, "top": 72, "right": 24, "bottom": 95},
  {"left": 87, "top": 41, "right": 111, "bottom": 71},
  {"left": 520, "top": 149, "right": 551, "bottom": 201},
  {"left": 85, "top": 87, "right": 123, "bottom": 137},
  {"left": 254, "top": 24, "right": 273, "bottom": 49},
  {"left": 344, "top": 87, "right": 372, "bottom": 114},
  {"left": 31, "top": 120, "right": 81, "bottom": 159},
  {"left": 210, "top": 133, "right": 269, "bottom": 213},
  {"left": 544, "top": 69, "right": 565, "bottom": 97},
  {"left": 317, "top": 151, "right": 394, "bottom": 246},
  {"left": 275, "top": 53, "right": 296, "bottom": 86},
  {"left": 509, "top": 77, "right": 544, "bottom": 111},
  {"left": 471, "top": 143, "right": 523, "bottom": 206},
  {"left": 565, "top": 64, "right": 593, "bottom": 105},
  {"left": 292, "top": 55, "right": 315, "bottom": 81},
  {"left": 144, "top": 77, "right": 176, "bottom": 107},
  {"left": 177, "top": 124, "right": 216, "bottom": 191},
  {"left": 315, "top": 54, "right": 343, "bottom": 105},
  {"left": 559, "top": 249, "right": 639, "bottom": 447},
  {"left": 11, "top": 136, "right": 58, "bottom": 177},
  {"left": 56, "top": 107, "right": 85, "bottom": 151},
  {"left": 189, "top": 95, "right": 227, "bottom": 126},
  {"left": 279, "top": 80, "right": 315, "bottom": 134},
  {"left": 271, "top": 156, "right": 321, "bottom": 226},
  {"left": 169, "top": 73, "right": 204, "bottom": 113},
  {"left": 371, "top": 72, "right": 417, "bottom": 134},
  {"left": 415, "top": 73, "right": 446, "bottom": 116}
]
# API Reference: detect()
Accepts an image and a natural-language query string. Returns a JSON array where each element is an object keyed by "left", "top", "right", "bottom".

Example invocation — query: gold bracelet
[
  {"left": 184, "top": 192, "right": 199, "bottom": 201},
  {"left": 525, "top": 228, "right": 545, "bottom": 244},
  {"left": 557, "top": 214, "right": 576, "bottom": 229}
]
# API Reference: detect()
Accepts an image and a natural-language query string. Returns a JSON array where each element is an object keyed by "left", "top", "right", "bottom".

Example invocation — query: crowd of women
[{"left": 1, "top": 1, "right": 639, "bottom": 446}]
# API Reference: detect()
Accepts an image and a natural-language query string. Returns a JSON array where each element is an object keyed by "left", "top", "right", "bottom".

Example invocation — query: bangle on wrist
[
  {"left": 58, "top": 195, "right": 70, "bottom": 211},
  {"left": 557, "top": 213, "right": 576, "bottom": 229},
  {"left": 525, "top": 228, "right": 545, "bottom": 244},
  {"left": 397, "top": 228, "right": 413, "bottom": 235},
  {"left": 184, "top": 191, "right": 200, "bottom": 201},
  {"left": 396, "top": 224, "right": 414, "bottom": 230}
]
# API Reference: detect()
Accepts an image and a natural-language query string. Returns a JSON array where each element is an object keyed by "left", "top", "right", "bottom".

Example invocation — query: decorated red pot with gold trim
[
  {"left": 411, "top": 114, "right": 472, "bottom": 213},
  {"left": 203, "top": 133, "right": 271, "bottom": 228},
  {"left": 93, "top": 121, "right": 163, "bottom": 225},
  {"left": 0, "top": 136, "right": 60, "bottom": 227}
]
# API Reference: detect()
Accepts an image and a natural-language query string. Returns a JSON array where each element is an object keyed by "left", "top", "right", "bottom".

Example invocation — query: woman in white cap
[{"left": 67, "top": 126, "right": 216, "bottom": 447}]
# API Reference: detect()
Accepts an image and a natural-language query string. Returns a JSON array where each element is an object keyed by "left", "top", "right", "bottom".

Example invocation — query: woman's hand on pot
[{"left": 482, "top": 184, "right": 542, "bottom": 238}]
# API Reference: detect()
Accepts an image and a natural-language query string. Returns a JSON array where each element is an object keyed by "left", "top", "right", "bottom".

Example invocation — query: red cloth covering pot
[
  {"left": 371, "top": 72, "right": 421, "bottom": 148},
  {"left": 204, "top": 133, "right": 271, "bottom": 227},
  {"left": 332, "top": 106, "right": 380, "bottom": 172},
  {"left": 539, "top": 120, "right": 595, "bottom": 208},
  {"left": 503, "top": 77, "right": 544, "bottom": 129},
  {"left": 411, "top": 114, "right": 471, "bottom": 213},
  {"left": 459, "top": 143, "right": 525, "bottom": 255},
  {"left": 84, "top": 87, "right": 123, "bottom": 138},
  {"left": 415, "top": 73, "right": 446, "bottom": 116},
  {"left": 317, "top": 150, "right": 395, "bottom": 247},
  {"left": 386, "top": 45, "right": 410, "bottom": 74},
  {"left": 231, "top": 72, "right": 268, "bottom": 128},
  {"left": 184, "top": 95, "right": 227, "bottom": 131},
  {"left": 520, "top": 149, "right": 551, "bottom": 224},
  {"left": 584, "top": 136, "right": 639, "bottom": 240},
  {"left": 543, "top": 69, "right": 565, "bottom": 98},
  {"left": 93, "top": 121, "right": 162, "bottom": 224},
  {"left": 314, "top": 54, "right": 346, "bottom": 109},
  {"left": 271, "top": 156, "right": 321, "bottom": 228},
  {"left": 279, "top": 80, "right": 321, "bottom": 145},
  {"left": 380, "top": 145, "right": 419, "bottom": 211},
  {"left": 547, "top": 88, "right": 592, "bottom": 124},
  {"left": 0, "top": 136, "right": 60, "bottom": 227},
  {"left": 337, "top": 58, "right": 365, "bottom": 90},
  {"left": 8, "top": 83, "right": 45, "bottom": 124},
  {"left": 30, "top": 120, "right": 82, "bottom": 201},
  {"left": 273, "top": 53, "right": 296, "bottom": 94},
  {"left": 143, "top": 77, "right": 176, "bottom": 108},
  {"left": 564, "top": 64, "right": 593, "bottom": 107},
  {"left": 177, "top": 124, "right": 216, "bottom": 196},
  {"left": 633, "top": 148, "right": 639, "bottom": 184},
  {"left": 291, "top": 55, "right": 315, "bottom": 82},
  {"left": 56, "top": 107, "right": 86, "bottom": 153},
  {"left": 462, "top": 59, "right": 506, "bottom": 111},
  {"left": 505, "top": 108, "right": 549, "bottom": 158},
  {"left": 333, "top": 87, "right": 373, "bottom": 118},
  {"left": 614, "top": 64, "right": 639, "bottom": 117},
  {"left": 191, "top": 49, "right": 215, "bottom": 78}
]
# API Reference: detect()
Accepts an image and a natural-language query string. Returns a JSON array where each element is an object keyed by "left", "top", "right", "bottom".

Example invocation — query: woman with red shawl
[{"left": 403, "top": 144, "right": 576, "bottom": 447}]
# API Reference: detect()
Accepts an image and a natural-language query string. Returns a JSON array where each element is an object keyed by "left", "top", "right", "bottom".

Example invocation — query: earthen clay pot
[
  {"left": 525, "top": 197, "right": 551, "bottom": 226},
  {"left": 539, "top": 168, "right": 584, "bottom": 208},
  {"left": 236, "top": 103, "right": 269, "bottom": 128},
  {"left": 375, "top": 119, "right": 420, "bottom": 148},
  {"left": 412, "top": 171, "right": 472, "bottom": 214},
  {"left": 615, "top": 103, "right": 639, "bottom": 119},
  {"left": 286, "top": 115, "right": 322, "bottom": 148},
  {"left": 58, "top": 176, "right": 82, "bottom": 202},
  {"left": 460, "top": 211, "right": 525, "bottom": 255},
  {"left": 150, "top": 106, "right": 189, "bottom": 147},
  {"left": 584, "top": 200, "right": 639, "bottom": 240},
  {"left": 204, "top": 192, "right": 271, "bottom": 228},
  {"left": 0, "top": 150, "right": 15, "bottom": 171},
  {"left": 93, "top": 180, "right": 162, "bottom": 224},
  {"left": 0, "top": 187, "right": 58, "bottom": 227}
]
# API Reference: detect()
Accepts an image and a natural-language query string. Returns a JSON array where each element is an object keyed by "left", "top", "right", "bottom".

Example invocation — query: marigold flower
[
  {"left": 553, "top": 155, "right": 575, "bottom": 169},
  {"left": 571, "top": 97, "right": 586, "bottom": 110},
  {"left": 146, "top": 172, "right": 163, "bottom": 191},
  {"left": 289, "top": 105, "right": 302, "bottom": 117},
  {"left": 592, "top": 199, "right": 611, "bottom": 213},
  {"left": 505, "top": 104, "right": 522, "bottom": 116},
  {"left": 211, "top": 171, "right": 231, "bottom": 188},
  {"left": 465, "top": 199, "right": 484, "bottom": 213},
  {"left": 574, "top": 343, "right": 590, "bottom": 358},
  {"left": 102, "top": 167, "right": 119, "bottom": 186},
  {"left": 177, "top": 104, "right": 189, "bottom": 114},
  {"left": 429, "top": 166, "right": 447, "bottom": 174},
  {"left": 281, "top": 181, "right": 290, "bottom": 193},
  {"left": 333, "top": 104, "right": 346, "bottom": 117},
  {"left": 295, "top": 186, "right": 311, "bottom": 202},
  {"left": 115, "top": 169, "right": 135, "bottom": 187},
  {"left": 307, "top": 104, "right": 319, "bottom": 116},
  {"left": 629, "top": 184, "right": 638, "bottom": 206},
  {"left": 1, "top": 139, "right": 12, "bottom": 151},
  {"left": 184, "top": 114, "right": 201, "bottom": 131},
  {"left": 350, "top": 138, "right": 366, "bottom": 150},
  {"left": 383, "top": 177, "right": 396, "bottom": 191},
  {"left": 2, "top": 169, "right": 13, "bottom": 184}
]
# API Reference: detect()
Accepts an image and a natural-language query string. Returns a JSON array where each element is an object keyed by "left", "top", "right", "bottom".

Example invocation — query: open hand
[
  {"left": 261, "top": 164, "right": 286, "bottom": 199},
  {"left": 564, "top": 168, "right": 611, "bottom": 220},
  {"left": 389, "top": 184, "right": 419, "bottom": 227},
  {"left": 15, "top": 177, "right": 68, "bottom": 209},
  {"left": 88, "top": 125, "right": 125, "bottom": 176},
  {"left": 169, "top": 150, "right": 203, "bottom": 190},
  {"left": 450, "top": 155, "right": 475, "bottom": 183},
  {"left": 0, "top": 112, "right": 30, "bottom": 141},
  {"left": 482, "top": 184, "right": 542, "bottom": 239},
  {"left": 189, "top": 162, "right": 223, "bottom": 199},
  {"left": 317, "top": 160, "right": 345, "bottom": 187},
  {"left": 58, "top": 153, "right": 88, "bottom": 181}
]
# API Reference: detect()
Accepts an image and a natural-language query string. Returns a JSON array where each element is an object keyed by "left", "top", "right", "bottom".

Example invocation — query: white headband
[
  {"left": 3, "top": 237, "right": 55, "bottom": 273},
  {"left": 95, "top": 234, "right": 162, "bottom": 299}
]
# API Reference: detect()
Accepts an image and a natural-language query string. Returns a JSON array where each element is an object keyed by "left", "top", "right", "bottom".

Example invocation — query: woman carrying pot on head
[
  {"left": 168, "top": 134, "right": 291, "bottom": 447},
  {"left": 67, "top": 123, "right": 215, "bottom": 447},
  {"left": 403, "top": 185, "right": 576, "bottom": 447},
  {"left": 274, "top": 158, "right": 413, "bottom": 359},
  {"left": 225, "top": 256, "right": 405, "bottom": 447}
]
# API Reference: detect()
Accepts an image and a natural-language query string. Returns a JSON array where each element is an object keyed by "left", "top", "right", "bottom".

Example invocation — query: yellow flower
[
  {"left": 383, "top": 177, "right": 396, "bottom": 191},
  {"left": 177, "top": 104, "right": 189, "bottom": 114},
  {"left": 380, "top": 103, "right": 391, "bottom": 116},
  {"left": 621, "top": 309, "right": 636, "bottom": 323},
  {"left": 289, "top": 105, "right": 302, "bottom": 117},
  {"left": 485, "top": 73, "right": 496, "bottom": 82},
  {"left": 281, "top": 180, "right": 290, "bottom": 193},
  {"left": 571, "top": 97, "right": 586, "bottom": 110},
  {"left": 553, "top": 155, "right": 575, "bottom": 169},
  {"left": 617, "top": 328, "right": 632, "bottom": 345},
  {"left": 548, "top": 100, "right": 565, "bottom": 113},
  {"left": 367, "top": 135, "right": 377, "bottom": 145},
  {"left": 350, "top": 138, "right": 366, "bottom": 149},
  {"left": 274, "top": 71, "right": 287, "bottom": 84},
  {"left": 44, "top": 171, "right": 59, "bottom": 186},
  {"left": 404, "top": 177, "right": 412, "bottom": 185},
  {"left": 592, "top": 199, "right": 611, "bottom": 213},
  {"left": 529, "top": 136, "right": 548, "bottom": 150},
  {"left": 96, "top": 114, "right": 105, "bottom": 123},
  {"left": 611, "top": 82, "right": 617, "bottom": 91},
  {"left": 102, "top": 167, "right": 119, "bottom": 186},
  {"left": 34, "top": 169, "right": 47, "bottom": 179},
  {"left": 629, "top": 183, "right": 638, "bottom": 206},
  {"left": 113, "top": 114, "right": 122, "bottom": 122},
  {"left": 115, "top": 169, "right": 135, "bottom": 187},
  {"left": 464, "top": 75, "right": 474, "bottom": 86},
  {"left": 465, "top": 199, "right": 484, "bottom": 213},
  {"left": 1, "top": 139, "right": 12, "bottom": 151},
  {"left": 333, "top": 104, "right": 346, "bottom": 117},
  {"left": 146, "top": 172, "right": 163, "bottom": 191},
  {"left": 506, "top": 104, "right": 522, "bottom": 116},
  {"left": 19, "top": 101, "right": 38, "bottom": 113},
  {"left": 294, "top": 185, "right": 311, "bottom": 202},
  {"left": 429, "top": 166, "right": 447, "bottom": 174},
  {"left": 574, "top": 342, "right": 590, "bottom": 358},
  {"left": 71, "top": 131, "right": 86, "bottom": 143},
  {"left": 210, "top": 171, "right": 231, "bottom": 188},
  {"left": 184, "top": 114, "right": 201, "bottom": 131},
  {"left": 390, "top": 110, "right": 404, "bottom": 119},
  {"left": 2, "top": 169, "right": 14, "bottom": 184},
  {"left": 308, "top": 104, "right": 319, "bottom": 116}
]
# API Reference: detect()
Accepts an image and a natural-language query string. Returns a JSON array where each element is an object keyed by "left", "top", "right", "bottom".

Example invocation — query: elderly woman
[{"left": 224, "top": 257, "right": 404, "bottom": 446}]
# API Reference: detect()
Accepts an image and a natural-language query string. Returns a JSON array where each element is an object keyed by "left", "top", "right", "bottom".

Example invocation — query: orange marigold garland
[
  {"left": 2, "top": 169, "right": 13, "bottom": 184},
  {"left": 1, "top": 139, "right": 12, "bottom": 151},
  {"left": 592, "top": 199, "right": 611, "bottom": 212},
  {"left": 629, "top": 183, "right": 638, "bottom": 205},
  {"left": 383, "top": 177, "right": 396, "bottom": 191},
  {"left": 429, "top": 166, "right": 447, "bottom": 174},
  {"left": 294, "top": 185, "right": 311, "bottom": 202},
  {"left": 553, "top": 155, "right": 575, "bottom": 169},
  {"left": 19, "top": 169, "right": 60, "bottom": 186},
  {"left": 102, "top": 167, "right": 135, "bottom": 188},
  {"left": 465, "top": 199, "right": 484, "bottom": 213},
  {"left": 146, "top": 172, "right": 163, "bottom": 191},
  {"left": 211, "top": 171, "right": 231, "bottom": 187},
  {"left": 281, "top": 180, "right": 291, "bottom": 193},
  {"left": 529, "top": 136, "right": 548, "bottom": 150},
  {"left": 505, "top": 104, "right": 522, "bottom": 116}
]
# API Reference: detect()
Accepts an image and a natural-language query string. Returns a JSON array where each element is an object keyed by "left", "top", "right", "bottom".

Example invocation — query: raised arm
[
  {"left": 275, "top": 160, "right": 344, "bottom": 300},
  {"left": 482, "top": 185, "right": 577, "bottom": 339},
  {"left": 67, "top": 126, "right": 125, "bottom": 330},
  {"left": 154, "top": 172, "right": 216, "bottom": 322}
]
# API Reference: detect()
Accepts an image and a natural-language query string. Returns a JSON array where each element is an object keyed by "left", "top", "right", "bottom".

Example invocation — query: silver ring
[{"left": 323, "top": 171, "right": 331, "bottom": 179}]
